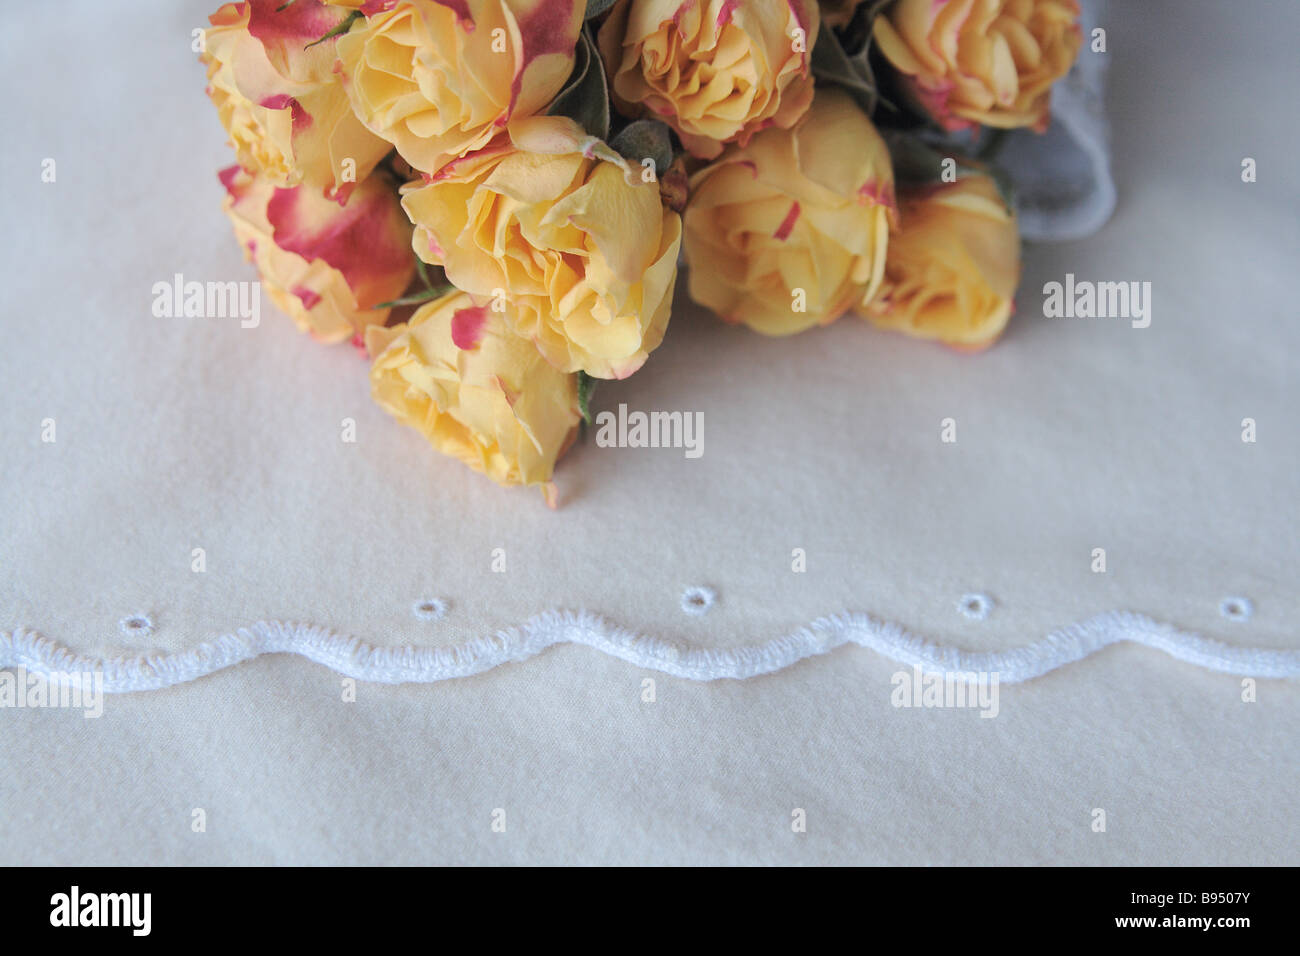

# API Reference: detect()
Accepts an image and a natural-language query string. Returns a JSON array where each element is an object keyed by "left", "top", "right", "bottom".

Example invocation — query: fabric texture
[{"left": 1, "top": 0, "right": 1297, "bottom": 865}]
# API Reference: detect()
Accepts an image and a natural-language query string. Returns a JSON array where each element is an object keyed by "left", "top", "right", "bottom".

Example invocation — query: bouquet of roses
[{"left": 201, "top": 0, "right": 1083, "bottom": 504}]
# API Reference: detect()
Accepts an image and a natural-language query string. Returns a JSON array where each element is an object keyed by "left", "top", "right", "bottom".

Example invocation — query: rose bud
[
  {"left": 682, "top": 88, "right": 895, "bottom": 335},
  {"left": 860, "top": 173, "right": 1021, "bottom": 351},
  {"left": 202, "top": 0, "right": 392, "bottom": 201},
  {"left": 598, "top": 0, "right": 820, "bottom": 159},
  {"left": 335, "top": 0, "right": 584, "bottom": 176},
  {"left": 401, "top": 116, "right": 681, "bottom": 380},
  {"left": 366, "top": 291, "right": 582, "bottom": 502},
  {"left": 874, "top": 0, "right": 1082, "bottom": 132},
  {"left": 220, "top": 165, "right": 415, "bottom": 343}
]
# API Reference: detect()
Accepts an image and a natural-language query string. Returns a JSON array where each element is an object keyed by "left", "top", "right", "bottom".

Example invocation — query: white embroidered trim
[{"left": 3, "top": 610, "right": 1298, "bottom": 694}]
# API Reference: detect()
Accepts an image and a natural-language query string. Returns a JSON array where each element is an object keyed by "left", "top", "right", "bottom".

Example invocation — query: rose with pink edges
[{"left": 220, "top": 165, "right": 415, "bottom": 343}]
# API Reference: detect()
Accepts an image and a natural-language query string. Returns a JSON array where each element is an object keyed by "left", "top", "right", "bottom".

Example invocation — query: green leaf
[
  {"left": 577, "top": 371, "right": 598, "bottom": 425},
  {"left": 548, "top": 25, "right": 610, "bottom": 140},
  {"left": 609, "top": 119, "right": 673, "bottom": 178},
  {"left": 811, "top": 26, "right": 878, "bottom": 114},
  {"left": 975, "top": 128, "right": 1010, "bottom": 162},
  {"left": 304, "top": 9, "right": 362, "bottom": 50},
  {"left": 413, "top": 255, "right": 437, "bottom": 292},
  {"left": 883, "top": 131, "right": 1017, "bottom": 213},
  {"left": 584, "top": 0, "right": 619, "bottom": 19},
  {"left": 811, "top": 0, "right": 895, "bottom": 115},
  {"left": 883, "top": 132, "right": 956, "bottom": 185},
  {"left": 986, "top": 163, "right": 1017, "bottom": 214},
  {"left": 371, "top": 286, "right": 454, "bottom": 310}
]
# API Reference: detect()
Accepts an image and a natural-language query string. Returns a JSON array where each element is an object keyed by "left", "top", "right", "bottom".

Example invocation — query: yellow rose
[
  {"left": 335, "top": 0, "right": 584, "bottom": 176},
  {"left": 202, "top": 1, "right": 392, "bottom": 200},
  {"left": 682, "top": 88, "right": 894, "bottom": 336},
  {"left": 598, "top": 0, "right": 820, "bottom": 159},
  {"left": 874, "top": 0, "right": 1082, "bottom": 132},
  {"left": 861, "top": 173, "right": 1020, "bottom": 350},
  {"left": 220, "top": 165, "right": 415, "bottom": 343},
  {"left": 401, "top": 116, "right": 682, "bottom": 379},
  {"left": 366, "top": 291, "right": 581, "bottom": 500}
]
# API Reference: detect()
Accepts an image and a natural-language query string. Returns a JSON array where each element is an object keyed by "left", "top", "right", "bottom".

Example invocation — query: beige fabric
[{"left": 1, "top": 1, "right": 1297, "bottom": 864}]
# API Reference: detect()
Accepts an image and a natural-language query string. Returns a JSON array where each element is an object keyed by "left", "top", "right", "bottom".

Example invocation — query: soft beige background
[{"left": 1, "top": 1, "right": 1297, "bottom": 864}]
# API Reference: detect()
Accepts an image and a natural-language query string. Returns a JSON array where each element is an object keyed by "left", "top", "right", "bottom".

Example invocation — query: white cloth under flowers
[{"left": 0, "top": 0, "right": 1297, "bottom": 865}]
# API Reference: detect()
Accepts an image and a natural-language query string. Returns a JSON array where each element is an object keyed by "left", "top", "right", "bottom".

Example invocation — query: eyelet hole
[
  {"left": 1219, "top": 597, "right": 1252, "bottom": 621},
  {"left": 119, "top": 614, "right": 154, "bottom": 637},
  {"left": 412, "top": 598, "right": 448, "bottom": 621},
  {"left": 681, "top": 586, "right": 716, "bottom": 616},
  {"left": 958, "top": 594, "right": 993, "bottom": 621}
]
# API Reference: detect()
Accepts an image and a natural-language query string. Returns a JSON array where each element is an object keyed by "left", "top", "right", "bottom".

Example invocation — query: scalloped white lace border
[{"left": 3, "top": 610, "right": 1298, "bottom": 693}]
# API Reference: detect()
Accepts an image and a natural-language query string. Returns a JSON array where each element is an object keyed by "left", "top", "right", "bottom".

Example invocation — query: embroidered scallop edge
[{"left": 3, "top": 610, "right": 1298, "bottom": 694}]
